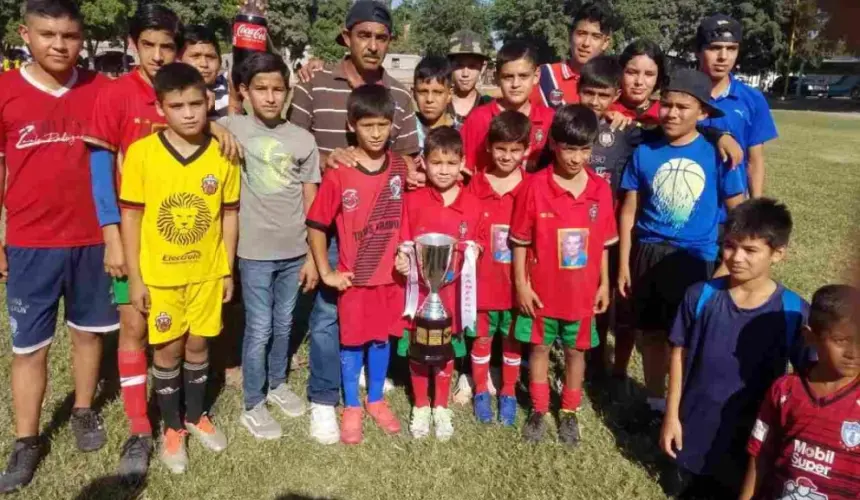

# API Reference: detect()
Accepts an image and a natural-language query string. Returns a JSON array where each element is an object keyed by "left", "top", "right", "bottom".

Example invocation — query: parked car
[
  {"left": 826, "top": 75, "right": 860, "bottom": 99},
  {"left": 769, "top": 76, "right": 829, "bottom": 97}
]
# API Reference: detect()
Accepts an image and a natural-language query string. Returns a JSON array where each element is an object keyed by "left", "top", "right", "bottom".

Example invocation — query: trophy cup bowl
[{"left": 412, "top": 233, "right": 459, "bottom": 363}]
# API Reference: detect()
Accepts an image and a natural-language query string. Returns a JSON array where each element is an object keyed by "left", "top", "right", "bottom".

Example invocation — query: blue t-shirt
[
  {"left": 620, "top": 134, "right": 745, "bottom": 260},
  {"left": 700, "top": 74, "right": 778, "bottom": 195},
  {"left": 668, "top": 279, "right": 809, "bottom": 476}
]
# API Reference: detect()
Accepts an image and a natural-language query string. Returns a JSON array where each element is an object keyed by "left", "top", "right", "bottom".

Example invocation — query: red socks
[
  {"left": 501, "top": 337, "right": 521, "bottom": 397},
  {"left": 471, "top": 338, "right": 492, "bottom": 394},
  {"left": 118, "top": 350, "right": 151, "bottom": 435},
  {"left": 561, "top": 387, "right": 583, "bottom": 412},
  {"left": 409, "top": 360, "right": 431, "bottom": 407},
  {"left": 529, "top": 381, "right": 550, "bottom": 414},
  {"left": 433, "top": 360, "right": 454, "bottom": 409}
]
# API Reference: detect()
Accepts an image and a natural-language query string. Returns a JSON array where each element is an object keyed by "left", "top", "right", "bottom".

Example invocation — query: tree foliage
[
  {"left": 409, "top": 0, "right": 490, "bottom": 57},
  {"left": 267, "top": 0, "right": 311, "bottom": 62},
  {"left": 491, "top": 0, "right": 575, "bottom": 63},
  {"left": 307, "top": 0, "right": 351, "bottom": 62}
]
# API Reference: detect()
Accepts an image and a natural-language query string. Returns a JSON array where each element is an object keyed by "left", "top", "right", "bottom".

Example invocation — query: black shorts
[
  {"left": 631, "top": 242, "right": 714, "bottom": 332},
  {"left": 599, "top": 245, "right": 633, "bottom": 332}
]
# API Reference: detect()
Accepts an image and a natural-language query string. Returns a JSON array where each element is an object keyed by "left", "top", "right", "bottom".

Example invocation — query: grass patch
[{"left": 0, "top": 110, "right": 858, "bottom": 499}]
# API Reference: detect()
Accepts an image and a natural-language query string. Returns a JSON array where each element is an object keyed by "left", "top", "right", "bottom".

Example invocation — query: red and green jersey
[
  {"left": 509, "top": 167, "right": 617, "bottom": 322},
  {"left": 306, "top": 152, "right": 407, "bottom": 287},
  {"left": 85, "top": 70, "right": 165, "bottom": 160},
  {"left": 466, "top": 171, "right": 524, "bottom": 311},
  {"left": 401, "top": 186, "right": 485, "bottom": 333},
  {"left": 460, "top": 100, "right": 554, "bottom": 175}
]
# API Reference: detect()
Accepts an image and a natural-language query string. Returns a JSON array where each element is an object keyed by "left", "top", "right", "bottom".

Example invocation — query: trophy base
[{"left": 410, "top": 317, "right": 454, "bottom": 365}]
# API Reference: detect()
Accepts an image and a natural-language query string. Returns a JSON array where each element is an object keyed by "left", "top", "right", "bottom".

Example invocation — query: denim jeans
[
  {"left": 239, "top": 255, "right": 305, "bottom": 410},
  {"left": 307, "top": 237, "right": 341, "bottom": 406}
]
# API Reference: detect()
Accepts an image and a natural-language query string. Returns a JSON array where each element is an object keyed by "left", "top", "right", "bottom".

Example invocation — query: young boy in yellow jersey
[{"left": 120, "top": 63, "right": 239, "bottom": 474}]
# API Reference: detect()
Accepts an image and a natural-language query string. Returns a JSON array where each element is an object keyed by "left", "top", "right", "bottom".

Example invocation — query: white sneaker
[
  {"left": 452, "top": 374, "right": 473, "bottom": 405},
  {"left": 309, "top": 403, "right": 339, "bottom": 445},
  {"left": 409, "top": 406, "right": 431, "bottom": 439},
  {"left": 432, "top": 407, "right": 454, "bottom": 441},
  {"left": 358, "top": 371, "right": 395, "bottom": 393}
]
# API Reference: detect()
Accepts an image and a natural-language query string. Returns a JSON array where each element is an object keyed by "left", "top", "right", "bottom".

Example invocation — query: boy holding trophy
[
  {"left": 396, "top": 127, "right": 485, "bottom": 441},
  {"left": 306, "top": 85, "right": 410, "bottom": 445},
  {"left": 510, "top": 105, "right": 617, "bottom": 446}
]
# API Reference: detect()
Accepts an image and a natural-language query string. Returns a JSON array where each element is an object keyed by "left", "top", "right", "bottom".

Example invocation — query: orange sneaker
[
  {"left": 366, "top": 400, "right": 401, "bottom": 434},
  {"left": 340, "top": 407, "right": 364, "bottom": 445},
  {"left": 185, "top": 415, "right": 228, "bottom": 452},
  {"left": 159, "top": 428, "right": 188, "bottom": 474}
]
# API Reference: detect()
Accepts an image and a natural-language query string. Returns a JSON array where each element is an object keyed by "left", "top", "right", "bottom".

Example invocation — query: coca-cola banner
[{"left": 233, "top": 22, "right": 268, "bottom": 52}]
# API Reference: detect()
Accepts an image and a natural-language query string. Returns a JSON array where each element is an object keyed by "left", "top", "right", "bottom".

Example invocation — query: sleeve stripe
[
  {"left": 290, "top": 104, "right": 311, "bottom": 117},
  {"left": 509, "top": 236, "right": 531, "bottom": 246},
  {"left": 294, "top": 86, "right": 312, "bottom": 98},
  {"left": 83, "top": 136, "right": 117, "bottom": 152},
  {"left": 119, "top": 200, "right": 144, "bottom": 210},
  {"left": 223, "top": 201, "right": 240, "bottom": 211},
  {"left": 604, "top": 236, "right": 619, "bottom": 247},
  {"left": 306, "top": 219, "right": 330, "bottom": 231},
  {"left": 398, "top": 128, "right": 418, "bottom": 139}
]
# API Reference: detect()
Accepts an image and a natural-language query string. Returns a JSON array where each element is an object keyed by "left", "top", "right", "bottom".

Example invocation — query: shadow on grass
[
  {"left": 73, "top": 474, "right": 146, "bottom": 500},
  {"left": 275, "top": 494, "right": 340, "bottom": 500}
]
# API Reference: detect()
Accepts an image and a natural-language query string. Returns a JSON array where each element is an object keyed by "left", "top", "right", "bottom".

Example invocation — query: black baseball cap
[
  {"left": 664, "top": 69, "right": 724, "bottom": 118},
  {"left": 697, "top": 14, "right": 742, "bottom": 49},
  {"left": 336, "top": 0, "right": 393, "bottom": 47}
]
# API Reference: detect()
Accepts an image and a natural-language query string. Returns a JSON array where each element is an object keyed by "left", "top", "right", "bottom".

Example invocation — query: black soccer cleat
[
  {"left": 117, "top": 435, "right": 153, "bottom": 481},
  {"left": 0, "top": 440, "right": 41, "bottom": 494},
  {"left": 522, "top": 411, "right": 547, "bottom": 443},
  {"left": 558, "top": 411, "right": 582, "bottom": 447},
  {"left": 70, "top": 408, "right": 107, "bottom": 453}
]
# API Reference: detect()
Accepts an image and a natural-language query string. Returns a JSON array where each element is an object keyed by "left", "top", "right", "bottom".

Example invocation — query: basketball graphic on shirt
[
  {"left": 248, "top": 137, "right": 294, "bottom": 194},
  {"left": 157, "top": 192, "right": 213, "bottom": 246},
  {"left": 651, "top": 158, "right": 706, "bottom": 229}
]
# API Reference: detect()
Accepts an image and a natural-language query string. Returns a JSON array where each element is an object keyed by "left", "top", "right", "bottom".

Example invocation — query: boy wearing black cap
[
  {"left": 697, "top": 14, "right": 778, "bottom": 199},
  {"left": 617, "top": 69, "right": 746, "bottom": 430}
]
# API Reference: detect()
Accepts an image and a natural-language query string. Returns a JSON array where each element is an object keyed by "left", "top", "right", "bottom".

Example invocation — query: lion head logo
[
  {"left": 201, "top": 174, "right": 219, "bottom": 195},
  {"left": 157, "top": 192, "right": 212, "bottom": 246},
  {"left": 154, "top": 312, "right": 172, "bottom": 333}
]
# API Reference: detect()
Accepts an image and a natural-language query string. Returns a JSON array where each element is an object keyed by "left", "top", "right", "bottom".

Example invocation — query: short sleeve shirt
[
  {"left": 0, "top": 67, "right": 108, "bottom": 248},
  {"left": 619, "top": 134, "right": 746, "bottom": 260},
  {"left": 119, "top": 133, "right": 239, "bottom": 287},
  {"left": 591, "top": 121, "right": 644, "bottom": 196},
  {"left": 460, "top": 100, "right": 554, "bottom": 174},
  {"left": 509, "top": 168, "right": 617, "bottom": 321},
  {"left": 701, "top": 74, "right": 778, "bottom": 194},
  {"left": 466, "top": 172, "right": 524, "bottom": 311},
  {"left": 748, "top": 373, "right": 860, "bottom": 500},
  {"left": 306, "top": 152, "right": 407, "bottom": 287},
  {"left": 218, "top": 115, "right": 320, "bottom": 261},
  {"left": 288, "top": 59, "right": 419, "bottom": 157},
  {"left": 668, "top": 279, "right": 810, "bottom": 475},
  {"left": 401, "top": 186, "right": 485, "bottom": 333}
]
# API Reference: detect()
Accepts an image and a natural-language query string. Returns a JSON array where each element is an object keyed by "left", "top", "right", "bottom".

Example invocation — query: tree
[
  {"left": 161, "top": 0, "right": 236, "bottom": 41},
  {"left": 267, "top": 0, "right": 311, "bottom": 63},
  {"left": 1, "top": 0, "right": 21, "bottom": 51},
  {"left": 390, "top": 0, "right": 420, "bottom": 54},
  {"left": 307, "top": 0, "right": 351, "bottom": 62},
  {"left": 775, "top": 0, "right": 829, "bottom": 94},
  {"left": 410, "top": 0, "right": 490, "bottom": 57},
  {"left": 491, "top": 0, "right": 574, "bottom": 63},
  {"left": 80, "top": 0, "right": 133, "bottom": 68}
]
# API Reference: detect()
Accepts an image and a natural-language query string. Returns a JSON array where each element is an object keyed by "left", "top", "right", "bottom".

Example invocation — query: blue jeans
[
  {"left": 307, "top": 237, "right": 341, "bottom": 406},
  {"left": 239, "top": 256, "right": 305, "bottom": 410}
]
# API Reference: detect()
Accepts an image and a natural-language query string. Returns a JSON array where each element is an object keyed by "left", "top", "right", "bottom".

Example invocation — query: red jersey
[
  {"left": 306, "top": 153, "right": 407, "bottom": 287},
  {"left": 85, "top": 70, "right": 165, "bottom": 160},
  {"left": 401, "top": 186, "right": 485, "bottom": 333},
  {"left": 460, "top": 100, "right": 554, "bottom": 175},
  {"left": 616, "top": 100, "right": 661, "bottom": 127},
  {"left": 509, "top": 168, "right": 617, "bottom": 322},
  {"left": 0, "top": 67, "right": 108, "bottom": 248},
  {"left": 466, "top": 172, "right": 524, "bottom": 311},
  {"left": 530, "top": 62, "right": 581, "bottom": 109},
  {"left": 747, "top": 373, "right": 860, "bottom": 500}
]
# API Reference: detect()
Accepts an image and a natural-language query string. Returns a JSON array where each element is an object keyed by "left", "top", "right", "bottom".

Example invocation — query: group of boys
[{"left": 0, "top": 1, "right": 857, "bottom": 499}]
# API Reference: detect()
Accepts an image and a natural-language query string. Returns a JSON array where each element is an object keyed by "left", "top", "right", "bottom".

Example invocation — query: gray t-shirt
[{"left": 218, "top": 115, "right": 320, "bottom": 261}]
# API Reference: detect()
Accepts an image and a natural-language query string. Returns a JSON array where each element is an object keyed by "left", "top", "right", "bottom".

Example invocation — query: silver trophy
[{"left": 412, "top": 233, "right": 458, "bottom": 361}]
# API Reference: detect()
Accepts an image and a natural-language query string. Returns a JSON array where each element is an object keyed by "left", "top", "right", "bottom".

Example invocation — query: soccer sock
[
  {"left": 433, "top": 360, "right": 454, "bottom": 409},
  {"left": 501, "top": 337, "right": 522, "bottom": 397},
  {"left": 183, "top": 360, "right": 209, "bottom": 425},
  {"left": 409, "top": 360, "right": 431, "bottom": 408},
  {"left": 340, "top": 347, "right": 364, "bottom": 408},
  {"left": 366, "top": 341, "right": 390, "bottom": 404},
  {"left": 118, "top": 349, "right": 151, "bottom": 435},
  {"left": 471, "top": 337, "right": 492, "bottom": 394},
  {"left": 647, "top": 397, "right": 667, "bottom": 414},
  {"left": 529, "top": 381, "right": 550, "bottom": 414},
  {"left": 152, "top": 364, "right": 182, "bottom": 431},
  {"left": 561, "top": 386, "right": 583, "bottom": 412}
]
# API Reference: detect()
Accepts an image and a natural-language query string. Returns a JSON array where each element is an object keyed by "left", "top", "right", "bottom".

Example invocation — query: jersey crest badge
[
  {"left": 598, "top": 130, "right": 615, "bottom": 147},
  {"left": 459, "top": 221, "right": 468, "bottom": 239},
  {"left": 342, "top": 189, "right": 359, "bottom": 212},
  {"left": 201, "top": 174, "right": 219, "bottom": 195},
  {"left": 534, "top": 129, "right": 544, "bottom": 145},
  {"left": 155, "top": 312, "right": 172, "bottom": 333},
  {"left": 389, "top": 175, "right": 402, "bottom": 200},
  {"left": 589, "top": 203, "right": 599, "bottom": 222},
  {"left": 841, "top": 421, "right": 860, "bottom": 449},
  {"left": 549, "top": 89, "right": 564, "bottom": 107}
]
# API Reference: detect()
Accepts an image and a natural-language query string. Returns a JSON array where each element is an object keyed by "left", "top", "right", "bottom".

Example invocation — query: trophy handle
[{"left": 443, "top": 241, "right": 476, "bottom": 286}]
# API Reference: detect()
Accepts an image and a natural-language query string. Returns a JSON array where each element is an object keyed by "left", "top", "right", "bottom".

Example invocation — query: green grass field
[{"left": 0, "top": 110, "right": 858, "bottom": 500}]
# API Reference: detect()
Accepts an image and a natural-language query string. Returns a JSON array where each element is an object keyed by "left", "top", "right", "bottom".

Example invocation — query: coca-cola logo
[{"left": 236, "top": 24, "right": 266, "bottom": 42}]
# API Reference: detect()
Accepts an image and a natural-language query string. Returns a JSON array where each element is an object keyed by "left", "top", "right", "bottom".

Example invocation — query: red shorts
[{"left": 338, "top": 284, "right": 406, "bottom": 347}]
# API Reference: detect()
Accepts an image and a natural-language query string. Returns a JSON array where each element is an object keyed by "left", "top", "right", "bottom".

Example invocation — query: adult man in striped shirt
[{"left": 287, "top": 0, "right": 418, "bottom": 445}]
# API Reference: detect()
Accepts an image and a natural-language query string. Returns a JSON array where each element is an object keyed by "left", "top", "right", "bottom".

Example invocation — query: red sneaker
[
  {"left": 340, "top": 407, "right": 364, "bottom": 445},
  {"left": 366, "top": 400, "right": 402, "bottom": 434}
]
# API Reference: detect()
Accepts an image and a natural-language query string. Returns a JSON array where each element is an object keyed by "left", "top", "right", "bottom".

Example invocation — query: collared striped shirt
[{"left": 288, "top": 59, "right": 419, "bottom": 157}]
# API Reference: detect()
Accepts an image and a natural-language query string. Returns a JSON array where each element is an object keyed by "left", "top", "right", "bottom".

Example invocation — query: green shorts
[
  {"left": 396, "top": 330, "right": 467, "bottom": 358},
  {"left": 112, "top": 277, "right": 130, "bottom": 305},
  {"left": 514, "top": 315, "right": 598, "bottom": 350},
  {"left": 466, "top": 310, "right": 514, "bottom": 338}
]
